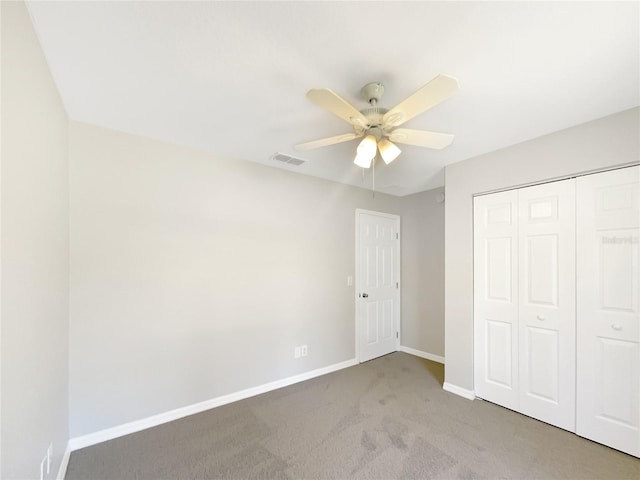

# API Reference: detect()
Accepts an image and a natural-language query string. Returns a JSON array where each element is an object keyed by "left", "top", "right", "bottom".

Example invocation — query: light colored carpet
[{"left": 65, "top": 352, "right": 640, "bottom": 479}]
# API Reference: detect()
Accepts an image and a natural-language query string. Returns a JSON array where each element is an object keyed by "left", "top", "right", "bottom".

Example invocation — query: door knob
[
  {"left": 536, "top": 314, "right": 545, "bottom": 321},
  {"left": 611, "top": 323, "right": 622, "bottom": 331},
  {"left": 362, "top": 293, "right": 369, "bottom": 298}
]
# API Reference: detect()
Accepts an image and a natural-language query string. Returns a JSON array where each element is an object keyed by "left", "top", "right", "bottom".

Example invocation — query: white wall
[
  {"left": 68, "top": 122, "right": 411, "bottom": 437},
  {"left": 1, "top": 2, "right": 70, "bottom": 478},
  {"left": 443, "top": 107, "right": 640, "bottom": 393},
  {"left": 400, "top": 187, "right": 445, "bottom": 358}
]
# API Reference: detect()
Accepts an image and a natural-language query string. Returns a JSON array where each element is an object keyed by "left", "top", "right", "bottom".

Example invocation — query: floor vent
[{"left": 271, "top": 152, "right": 305, "bottom": 166}]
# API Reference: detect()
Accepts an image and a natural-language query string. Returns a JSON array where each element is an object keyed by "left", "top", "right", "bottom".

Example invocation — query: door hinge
[
  {"left": 396, "top": 282, "right": 399, "bottom": 289},
  {"left": 396, "top": 233, "right": 399, "bottom": 240},
  {"left": 396, "top": 331, "right": 399, "bottom": 339}
]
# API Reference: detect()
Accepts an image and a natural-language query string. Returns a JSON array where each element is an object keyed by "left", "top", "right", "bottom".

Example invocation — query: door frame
[{"left": 355, "top": 209, "right": 401, "bottom": 363}]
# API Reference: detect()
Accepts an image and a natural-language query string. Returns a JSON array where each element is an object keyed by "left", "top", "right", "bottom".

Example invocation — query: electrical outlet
[
  {"left": 301, "top": 345, "right": 308, "bottom": 357},
  {"left": 294, "top": 346, "right": 301, "bottom": 359}
]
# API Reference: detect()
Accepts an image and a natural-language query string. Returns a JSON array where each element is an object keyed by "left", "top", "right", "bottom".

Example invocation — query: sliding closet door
[
  {"left": 576, "top": 166, "right": 640, "bottom": 457},
  {"left": 518, "top": 180, "right": 576, "bottom": 431},
  {"left": 474, "top": 190, "right": 519, "bottom": 409}
]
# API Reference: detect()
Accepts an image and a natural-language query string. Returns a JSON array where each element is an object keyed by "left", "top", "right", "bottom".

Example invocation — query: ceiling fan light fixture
[
  {"left": 354, "top": 134, "right": 377, "bottom": 168},
  {"left": 378, "top": 138, "right": 401, "bottom": 164},
  {"left": 353, "top": 151, "right": 373, "bottom": 169}
]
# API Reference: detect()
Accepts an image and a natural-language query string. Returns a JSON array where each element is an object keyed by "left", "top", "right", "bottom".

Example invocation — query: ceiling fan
[{"left": 294, "top": 74, "right": 459, "bottom": 168}]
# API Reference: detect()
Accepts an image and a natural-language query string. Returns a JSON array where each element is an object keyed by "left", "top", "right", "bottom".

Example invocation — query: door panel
[
  {"left": 474, "top": 190, "right": 519, "bottom": 409},
  {"left": 486, "top": 319, "right": 514, "bottom": 387},
  {"left": 358, "top": 212, "right": 399, "bottom": 362},
  {"left": 526, "top": 234, "right": 559, "bottom": 306},
  {"left": 382, "top": 299, "right": 394, "bottom": 339},
  {"left": 525, "top": 326, "right": 559, "bottom": 402},
  {"left": 597, "top": 338, "right": 638, "bottom": 425},
  {"left": 518, "top": 179, "right": 576, "bottom": 431},
  {"left": 365, "top": 303, "right": 378, "bottom": 344},
  {"left": 600, "top": 231, "right": 638, "bottom": 312},
  {"left": 381, "top": 243, "right": 393, "bottom": 287},
  {"left": 577, "top": 165, "right": 640, "bottom": 457},
  {"left": 486, "top": 237, "right": 513, "bottom": 301}
]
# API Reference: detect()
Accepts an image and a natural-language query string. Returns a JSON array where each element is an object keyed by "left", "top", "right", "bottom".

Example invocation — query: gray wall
[
  {"left": 443, "top": 107, "right": 640, "bottom": 392},
  {"left": 69, "top": 122, "right": 419, "bottom": 437},
  {"left": 1, "top": 2, "right": 70, "bottom": 478},
  {"left": 400, "top": 187, "right": 445, "bottom": 357}
]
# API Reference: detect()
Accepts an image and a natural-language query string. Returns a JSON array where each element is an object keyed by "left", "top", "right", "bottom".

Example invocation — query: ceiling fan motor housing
[
  {"left": 356, "top": 106, "right": 388, "bottom": 135},
  {"left": 361, "top": 82, "right": 385, "bottom": 105},
  {"left": 359, "top": 83, "right": 390, "bottom": 135}
]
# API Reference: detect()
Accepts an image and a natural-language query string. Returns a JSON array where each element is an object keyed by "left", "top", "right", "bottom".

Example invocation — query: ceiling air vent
[{"left": 271, "top": 152, "right": 305, "bottom": 166}]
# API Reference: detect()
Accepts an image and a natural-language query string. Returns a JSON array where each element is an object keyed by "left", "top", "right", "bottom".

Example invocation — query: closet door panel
[
  {"left": 577, "top": 165, "right": 640, "bottom": 457},
  {"left": 474, "top": 190, "right": 519, "bottom": 409},
  {"left": 518, "top": 179, "right": 576, "bottom": 431}
]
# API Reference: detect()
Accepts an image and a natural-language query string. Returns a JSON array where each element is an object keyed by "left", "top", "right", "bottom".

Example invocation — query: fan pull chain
[{"left": 372, "top": 156, "right": 376, "bottom": 198}]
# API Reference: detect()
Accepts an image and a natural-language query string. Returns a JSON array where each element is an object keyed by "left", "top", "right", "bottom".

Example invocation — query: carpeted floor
[{"left": 65, "top": 352, "right": 640, "bottom": 479}]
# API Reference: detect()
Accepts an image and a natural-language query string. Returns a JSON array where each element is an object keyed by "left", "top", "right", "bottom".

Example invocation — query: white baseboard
[
  {"left": 68, "top": 358, "right": 357, "bottom": 452},
  {"left": 443, "top": 382, "right": 475, "bottom": 400},
  {"left": 56, "top": 444, "right": 71, "bottom": 480},
  {"left": 398, "top": 345, "right": 445, "bottom": 364},
  {"left": 397, "top": 348, "right": 473, "bottom": 400}
]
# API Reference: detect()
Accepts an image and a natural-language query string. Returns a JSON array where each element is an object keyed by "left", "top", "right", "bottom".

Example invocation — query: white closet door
[
  {"left": 576, "top": 166, "right": 640, "bottom": 457},
  {"left": 474, "top": 190, "right": 519, "bottom": 409},
  {"left": 518, "top": 179, "right": 576, "bottom": 431}
]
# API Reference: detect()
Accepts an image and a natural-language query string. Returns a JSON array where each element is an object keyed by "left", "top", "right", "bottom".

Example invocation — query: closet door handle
[
  {"left": 611, "top": 323, "right": 622, "bottom": 331},
  {"left": 536, "top": 314, "right": 545, "bottom": 321}
]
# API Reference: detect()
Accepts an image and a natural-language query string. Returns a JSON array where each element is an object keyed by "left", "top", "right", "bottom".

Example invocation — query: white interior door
[
  {"left": 474, "top": 190, "right": 519, "bottom": 409},
  {"left": 356, "top": 210, "right": 399, "bottom": 363},
  {"left": 576, "top": 165, "right": 640, "bottom": 457},
  {"left": 517, "top": 179, "right": 576, "bottom": 431}
]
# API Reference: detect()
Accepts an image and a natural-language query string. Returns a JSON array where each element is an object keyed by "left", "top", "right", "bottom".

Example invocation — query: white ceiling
[{"left": 26, "top": 1, "right": 639, "bottom": 196}]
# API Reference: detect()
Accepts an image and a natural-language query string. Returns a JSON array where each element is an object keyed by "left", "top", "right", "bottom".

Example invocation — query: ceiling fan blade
[
  {"left": 388, "top": 128, "right": 454, "bottom": 150},
  {"left": 294, "top": 132, "right": 361, "bottom": 151},
  {"left": 306, "top": 88, "right": 369, "bottom": 128},
  {"left": 382, "top": 74, "right": 459, "bottom": 128}
]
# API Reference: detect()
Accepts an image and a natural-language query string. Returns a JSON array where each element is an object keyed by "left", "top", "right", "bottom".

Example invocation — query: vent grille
[{"left": 271, "top": 152, "right": 306, "bottom": 166}]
